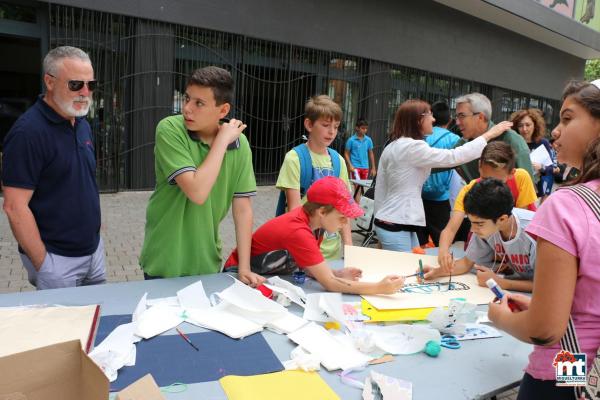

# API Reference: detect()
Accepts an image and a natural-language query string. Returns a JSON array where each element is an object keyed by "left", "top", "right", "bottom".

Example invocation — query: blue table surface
[{"left": 0, "top": 259, "right": 532, "bottom": 399}]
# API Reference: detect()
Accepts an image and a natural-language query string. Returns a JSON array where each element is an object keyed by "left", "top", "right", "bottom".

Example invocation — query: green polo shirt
[
  {"left": 454, "top": 121, "right": 534, "bottom": 182},
  {"left": 140, "top": 115, "right": 256, "bottom": 278}
]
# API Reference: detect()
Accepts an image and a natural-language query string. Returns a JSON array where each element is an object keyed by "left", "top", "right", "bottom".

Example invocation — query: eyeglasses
[
  {"left": 421, "top": 111, "right": 433, "bottom": 117},
  {"left": 455, "top": 112, "right": 480, "bottom": 120},
  {"left": 47, "top": 73, "right": 98, "bottom": 92}
]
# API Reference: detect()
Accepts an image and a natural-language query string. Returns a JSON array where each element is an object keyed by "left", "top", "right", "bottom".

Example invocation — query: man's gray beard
[{"left": 55, "top": 94, "right": 91, "bottom": 117}]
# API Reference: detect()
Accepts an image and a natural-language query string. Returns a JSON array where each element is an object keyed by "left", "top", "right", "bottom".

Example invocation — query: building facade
[{"left": 1, "top": 0, "right": 599, "bottom": 191}]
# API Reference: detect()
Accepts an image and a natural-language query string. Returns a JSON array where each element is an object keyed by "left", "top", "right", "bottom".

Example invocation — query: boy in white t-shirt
[{"left": 422, "top": 178, "right": 535, "bottom": 292}]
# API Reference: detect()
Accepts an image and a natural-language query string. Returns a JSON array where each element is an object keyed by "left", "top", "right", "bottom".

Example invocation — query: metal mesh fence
[{"left": 48, "top": 3, "right": 561, "bottom": 191}]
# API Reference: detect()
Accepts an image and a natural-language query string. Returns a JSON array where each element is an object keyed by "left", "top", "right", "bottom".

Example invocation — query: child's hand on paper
[
  {"left": 379, "top": 275, "right": 405, "bottom": 294},
  {"left": 334, "top": 267, "right": 362, "bottom": 281},
  {"left": 437, "top": 251, "right": 455, "bottom": 275},
  {"left": 417, "top": 265, "right": 444, "bottom": 282},
  {"left": 238, "top": 270, "right": 266, "bottom": 288}
]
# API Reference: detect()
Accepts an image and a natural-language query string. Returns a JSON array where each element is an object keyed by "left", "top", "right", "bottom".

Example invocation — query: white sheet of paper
[
  {"left": 265, "top": 311, "right": 309, "bottom": 334},
  {"left": 216, "top": 279, "right": 287, "bottom": 324},
  {"left": 132, "top": 293, "right": 147, "bottom": 322},
  {"left": 530, "top": 145, "right": 553, "bottom": 168},
  {"left": 318, "top": 292, "right": 347, "bottom": 328},
  {"left": 177, "top": 280, "right": 210, "bottom": 309},
  {"left": 185, "top": 302, "right": 263, "bottom": 339},
  {"left": 345, "top": 246, "right": 494, "bottom": 310},
  {"left": 287, "top": 322, "right": 372, "bottom": 371},
  {"left": 303, "top": 293, "right": 331, "bottom": 322},
  {"left": 134, "top": 304, "right": 184, "bottom": 339},
  {"left": 454, "top": 323, "right": 502, "bottom": 341},
  {"left": 146, "top": 296, "right": 179, "bottom": 307}
]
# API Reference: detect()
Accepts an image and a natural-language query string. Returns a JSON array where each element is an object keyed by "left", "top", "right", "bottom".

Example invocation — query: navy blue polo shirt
[{"left": 2, "top": 96, "right": 101, "bottom": 257}]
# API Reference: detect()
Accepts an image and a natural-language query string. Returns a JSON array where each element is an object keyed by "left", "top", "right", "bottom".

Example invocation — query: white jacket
[{"left": 374, "top": 136, "right": 487, "bottom": 226}]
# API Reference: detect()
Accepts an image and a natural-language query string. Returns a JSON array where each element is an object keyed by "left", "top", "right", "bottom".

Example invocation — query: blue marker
[{"left": 486, "top": 278, "right": 520, "bottom": 311}]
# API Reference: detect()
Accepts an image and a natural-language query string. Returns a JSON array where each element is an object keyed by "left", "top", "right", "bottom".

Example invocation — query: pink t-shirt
[{"left": 525, "top": 179, "right": 600, "bottom": 380}]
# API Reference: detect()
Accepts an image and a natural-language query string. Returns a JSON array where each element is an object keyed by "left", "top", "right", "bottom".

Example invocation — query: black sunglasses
[{"left": 47, "top": 73, "right": 98, "bottom": 91}]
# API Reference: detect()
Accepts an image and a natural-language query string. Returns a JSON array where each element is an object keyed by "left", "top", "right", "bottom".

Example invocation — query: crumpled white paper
[
  {"left": 359, "top": 324, "right": 441, "bottom": 355},
  {"left": 264, "top": 276, "right": 307, "bottom": 307},
  {"left": 90, "top": 294, "right": 146, "bottom": 382},
  {"left": 362, "top": 371, "right": 412, "bottom": 400},
  {"left": 282, "top": 346, "right": 321, "bottom": 372},
  {"left": 428, "top": 298, "right": 478, "bottom": 335}
]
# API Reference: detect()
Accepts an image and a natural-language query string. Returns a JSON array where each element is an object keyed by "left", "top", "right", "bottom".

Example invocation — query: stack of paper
[{"left": 0, "top": 304, "right": 100, "bottom": 356}]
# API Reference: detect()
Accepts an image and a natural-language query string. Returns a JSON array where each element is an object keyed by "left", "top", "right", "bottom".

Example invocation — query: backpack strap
[
  {"left": 276, "top": 143, "right": 313, "bottom": 217},
  {"left": 294, "top": 143, "right": 313, "bottom": 196},
  {"left": 327, "top": 147, "right": 342, "bottom": 178},
  {"left": 276, "top": 144, "right": 342, "bottom": 217},
  {"left": 560, "top": 184, "right": 600, "bottom": 221}
]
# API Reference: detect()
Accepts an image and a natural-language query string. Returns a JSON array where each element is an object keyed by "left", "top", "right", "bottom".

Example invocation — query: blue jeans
[{"left": 374, "top": 227, "right": 419, "bottom": 253}]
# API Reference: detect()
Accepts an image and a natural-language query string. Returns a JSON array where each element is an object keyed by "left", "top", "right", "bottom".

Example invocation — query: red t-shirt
[{"left": 224, "top": 207, "right": 325, "bottom": 269}]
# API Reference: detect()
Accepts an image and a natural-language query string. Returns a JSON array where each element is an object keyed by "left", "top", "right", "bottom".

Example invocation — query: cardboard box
[{"left": 0, "top": 340, "right": 164, "bottom": 400}]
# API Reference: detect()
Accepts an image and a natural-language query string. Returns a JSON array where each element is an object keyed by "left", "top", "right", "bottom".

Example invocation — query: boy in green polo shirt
[
  {"left": 276, "top": 95, "right": 353, "bottom": 261},
  {"left": 139, "top": 66, "right": 264, "bottom": 287}
]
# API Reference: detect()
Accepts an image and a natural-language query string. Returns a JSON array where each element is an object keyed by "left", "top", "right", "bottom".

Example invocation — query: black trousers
[
  {"left": 417, "top": 199, "right": 451, "bottom": 246},
  {"left": 517, "top": 373, "right": 577, "bottom": 400}
]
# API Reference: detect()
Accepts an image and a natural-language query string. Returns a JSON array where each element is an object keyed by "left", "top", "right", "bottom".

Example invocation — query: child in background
[
  {"left": 437, "top": 142, "right": 537, "bottom": 271},
  {"left": 276, "top": 95, "right": 352, "bottom": 260},
  {"left": 344, "top": 119, "right": 376, "bottom": 181},
  {"left": 422, "top": 178, "right": 536, "bottom": 292},
  {"left": 225, "top": 177, "right": 404, "bottom": 295}
]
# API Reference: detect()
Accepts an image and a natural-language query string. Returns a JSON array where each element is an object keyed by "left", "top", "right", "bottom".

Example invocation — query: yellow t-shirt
[
  {"left": 276, "top": 147, "right": 350, "bottom": 260},
  {"left": 453, "top": 168, "right": 537, "bottom": 213}
]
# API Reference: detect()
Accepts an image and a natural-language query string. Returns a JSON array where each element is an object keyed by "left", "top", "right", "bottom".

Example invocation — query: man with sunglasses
[
  {"left": 452, "top": 93, "right": 534, "bottom": 182},
  {"left": 2, "top": 46, "right": 105, "bottom": 290}
]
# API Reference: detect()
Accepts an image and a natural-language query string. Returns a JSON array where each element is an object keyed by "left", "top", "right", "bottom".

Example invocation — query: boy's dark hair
[
  {"left": 464, "top": 178, "right": 514, "bottom": 222},
  {"left": 431, "top": 101, "right": 450, "bottom": 126},
  {"left": 186, "top": 66, "right": 233, "bottom": 105},
  {"left": 356, "top": 119, "right": 369, "bottom": 127}
]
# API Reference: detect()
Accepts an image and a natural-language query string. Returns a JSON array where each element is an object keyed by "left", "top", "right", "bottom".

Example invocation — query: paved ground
[{"left": 0, "top": 187, "right": 518, "bottom": 399}]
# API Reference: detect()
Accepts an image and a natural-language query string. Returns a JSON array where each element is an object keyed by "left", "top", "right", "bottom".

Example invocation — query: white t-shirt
[{"left": 465, "top": 208, "right": 536, "bottom": 280}]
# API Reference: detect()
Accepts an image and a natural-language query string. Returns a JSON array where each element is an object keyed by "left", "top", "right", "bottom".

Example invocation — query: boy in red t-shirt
[{"left": 225, "top": 176, "right": 404, "bottom": 295}]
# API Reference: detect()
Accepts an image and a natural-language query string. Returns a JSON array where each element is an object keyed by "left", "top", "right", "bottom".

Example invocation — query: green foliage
[{"left": 585, "top": 59, "right": 600, "bottom": 81}]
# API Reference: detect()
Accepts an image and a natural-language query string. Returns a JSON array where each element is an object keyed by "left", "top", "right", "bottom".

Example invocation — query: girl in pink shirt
[{"left": 489, "top": 79, "right": 600, "bottom": 399}]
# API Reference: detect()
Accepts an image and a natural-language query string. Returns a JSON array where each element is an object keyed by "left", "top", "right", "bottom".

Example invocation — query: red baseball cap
[{"left": 306, "top": 176, "right": 364, "bottom": 218}]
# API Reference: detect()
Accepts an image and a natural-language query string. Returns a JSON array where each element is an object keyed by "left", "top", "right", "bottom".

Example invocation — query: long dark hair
[
  {"left": 562, "top": 80, "right": 600, "bottom": 184},
  {"left": 389, "top": 99, "right": 430, "bottom": 141}
]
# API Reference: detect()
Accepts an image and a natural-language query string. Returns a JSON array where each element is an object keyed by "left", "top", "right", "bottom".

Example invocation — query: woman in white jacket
[{"left": 374, "top": 99, "right": 512, "bottom": 252}]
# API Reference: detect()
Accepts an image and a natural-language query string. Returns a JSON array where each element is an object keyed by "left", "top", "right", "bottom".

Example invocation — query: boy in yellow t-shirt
[
  {"left": 438, "top": 142, "right": 537, "bottom": 271},
  {"left": 276, "top": 95, "right": 352, "bottom": 260}
]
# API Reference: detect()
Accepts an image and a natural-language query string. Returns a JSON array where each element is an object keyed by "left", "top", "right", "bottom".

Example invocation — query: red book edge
[{"left": 85, "top": 304, "right": 101, "bottom": 353}]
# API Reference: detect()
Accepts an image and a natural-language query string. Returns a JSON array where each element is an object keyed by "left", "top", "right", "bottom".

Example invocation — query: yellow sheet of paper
[
  {"left": 345, "top": 245, "right": 493, "bottom": 310},
  {"left": 361, "top": 299, "right": 434, "bottom": 322},
  {"left": 219, "top": 371, "right": 340, "bottom": 400}
]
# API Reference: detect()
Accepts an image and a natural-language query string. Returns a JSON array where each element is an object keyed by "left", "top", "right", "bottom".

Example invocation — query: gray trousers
[{"left": 20, "top": 237, "right": 106, "bottom": 290}]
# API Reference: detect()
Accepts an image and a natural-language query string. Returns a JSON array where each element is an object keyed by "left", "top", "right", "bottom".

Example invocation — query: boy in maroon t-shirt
[{"left": 225, "top": 176, "right": 404, "bottom": 295}]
